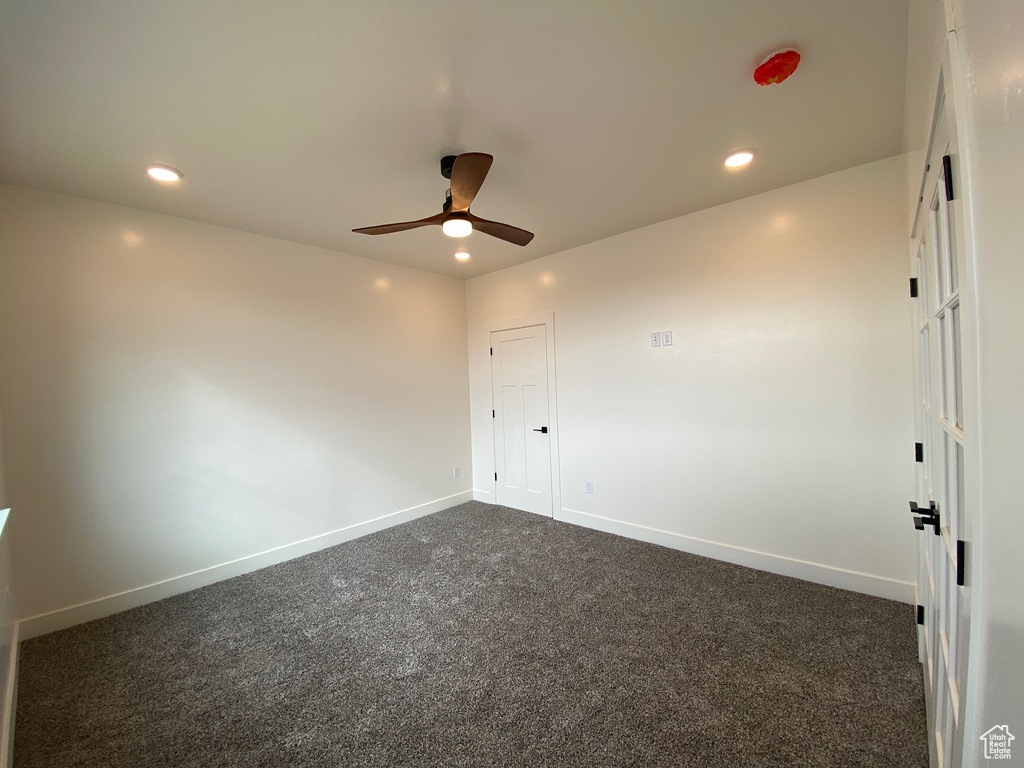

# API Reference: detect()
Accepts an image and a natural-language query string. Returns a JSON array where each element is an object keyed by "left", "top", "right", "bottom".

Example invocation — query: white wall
[
  {"left": 0, "top": 185, "right": 472, "bottom": 634},
  {"left": 467, "top": 155, "right": 915, "bottom": 600},
  {"left": 902, "top": 0, "right": 948, "bottom": 231}
]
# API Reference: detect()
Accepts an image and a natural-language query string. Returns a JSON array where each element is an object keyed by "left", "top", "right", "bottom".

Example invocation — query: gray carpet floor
[{"left": 15, "top": 501, "right": 927, "bottom": 767}]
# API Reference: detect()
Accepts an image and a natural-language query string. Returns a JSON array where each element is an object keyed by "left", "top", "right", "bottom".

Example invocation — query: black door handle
[
  {"left": 910, "top": 501, "right": 941, "bottom": 535},
  {"left": 532, "top": 426, "right": 548, "bottom": 433}
]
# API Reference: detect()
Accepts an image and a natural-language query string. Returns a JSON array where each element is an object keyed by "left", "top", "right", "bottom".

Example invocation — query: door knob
[{"left": 532, "top": 426, "right": 548, "bottom": 433}]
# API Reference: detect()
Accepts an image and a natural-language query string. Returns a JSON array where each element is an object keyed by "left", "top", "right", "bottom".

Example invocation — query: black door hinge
[
  {"left": 917, "top": 605, "right": 925, "bottom": 625},
  {"left": 915, "top": 442, "right": 924, "bottom": 463},
  {"left": 942, "top": 155, "right": 954, "bottom": 201},
  {"left": 957, "top": 540, "right": 966, "bottom": 586},
  {"left": 494, "top": 472, "right": 498, "bottom": 481},
  {"left": 490, "top": 347, "right": 493, "bottom": 356},
  {"left": 492, "top": 409, "right": 495, "bottom": 418},
  {"left": 910, "top": 277, "right": 919, "bottom": 298}
]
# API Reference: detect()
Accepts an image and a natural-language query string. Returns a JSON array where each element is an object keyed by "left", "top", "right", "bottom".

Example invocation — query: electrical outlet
[
  {"left": 453, "top": 466, "right": 460, "bottom": 478},
  {"left": 585, "top": 480, "right": 594, "bottom": 494},
  {"left": 662, "top": 331, "right": 672, "bottom": 346},
  {"left": 650, "top": 332, "right": 661, "bottom": 348}
]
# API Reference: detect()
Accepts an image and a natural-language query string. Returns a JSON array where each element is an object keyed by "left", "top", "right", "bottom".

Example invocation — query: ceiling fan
[{"left": 353, "top": 153, "right": 534, "bottom": 246}]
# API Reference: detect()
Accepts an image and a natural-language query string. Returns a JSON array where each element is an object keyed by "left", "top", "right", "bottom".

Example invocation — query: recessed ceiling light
[
  {"left": 442, "top": 215, "right": 472, "bottom": 238},
  {"left": 454, "top": 249, "right": 471, "bottom": 261},
  {"left": 724, "top": 151, "right": 754, "bottom": 169},
  {"left": 147, "top": 164, "right": 183, "bottom": 183}
]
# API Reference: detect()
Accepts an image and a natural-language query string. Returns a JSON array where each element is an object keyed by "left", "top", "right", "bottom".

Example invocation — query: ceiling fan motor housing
[{"left": 440, "top": 155, "right": 457, "bottom": 180}]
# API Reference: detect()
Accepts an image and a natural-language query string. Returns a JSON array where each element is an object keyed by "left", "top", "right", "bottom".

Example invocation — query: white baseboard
[
  {"left": 557, "top": 507, "right": 914, "bottom": 604},
  {"left": 1, "top": 621, "right": 18, "bottom": 768},
  {"left": 472, "top": 489, "right": 492, "bottom": 502},
  {"left": 18, "top": 491, "right": 473, "bottom": 640}
]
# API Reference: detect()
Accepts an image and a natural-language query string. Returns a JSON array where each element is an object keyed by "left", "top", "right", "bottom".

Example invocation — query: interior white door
[
  {"left": 491, "top": 325, "right": 552, "bottom": 516},
  {"left": 911, "top": 79, "right": 971, "bottom": 768}
]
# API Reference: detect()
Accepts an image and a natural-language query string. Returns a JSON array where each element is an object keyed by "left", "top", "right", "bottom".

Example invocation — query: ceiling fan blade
[
  {"left": 450, "top": 153, "right": 493, "bottom": 211},
  {"left": 467, "top": 213, "right": 534, "bottom": 246},
  {"left": 352, "top": 211, "right": 445, "bottom": 235}
]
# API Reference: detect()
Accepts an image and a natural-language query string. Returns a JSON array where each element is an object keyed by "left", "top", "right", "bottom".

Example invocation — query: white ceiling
[{"left": 0, "top": 0, "right": 908, "bottom": 279}]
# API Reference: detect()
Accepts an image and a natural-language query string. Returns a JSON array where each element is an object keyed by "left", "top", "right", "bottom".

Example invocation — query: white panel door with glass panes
[
  {"left": 911, "top": 80, "right": 971, "bottom": 768},
  {"left": 491, "top": 325, "right": 552, "bottom": 516}
]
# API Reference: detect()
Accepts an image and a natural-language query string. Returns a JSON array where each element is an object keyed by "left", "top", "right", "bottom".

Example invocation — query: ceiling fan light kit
[
  {"left": 353, "top": 152, "right": 534, "bottom": 247},
  {"left": 442, "top": 214, "right": 472, "bottom": 237}
]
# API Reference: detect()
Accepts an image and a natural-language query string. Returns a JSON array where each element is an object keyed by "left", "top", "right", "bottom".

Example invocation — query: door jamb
[{"left": 488, "top": 311, "right": 561, "bottom": 519}]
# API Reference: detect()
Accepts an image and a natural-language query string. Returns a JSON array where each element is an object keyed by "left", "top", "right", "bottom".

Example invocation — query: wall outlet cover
[{"left": 651, "top": 332, "right": 661, "bottom": 347}]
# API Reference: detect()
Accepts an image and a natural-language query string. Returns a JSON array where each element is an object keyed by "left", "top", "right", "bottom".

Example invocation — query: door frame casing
[{"left": 487, "top": 312, "right": 561, "bottom": 518}]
